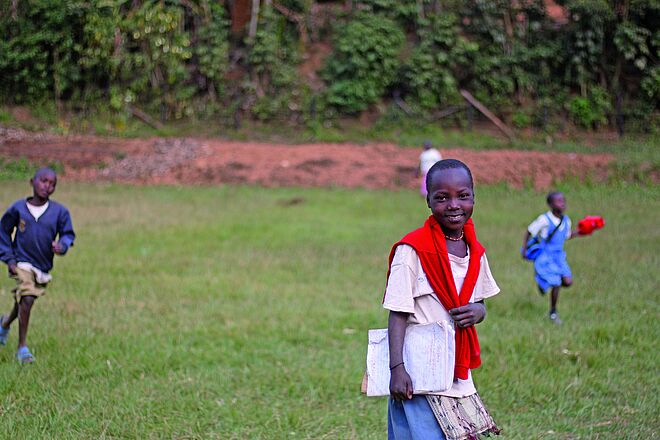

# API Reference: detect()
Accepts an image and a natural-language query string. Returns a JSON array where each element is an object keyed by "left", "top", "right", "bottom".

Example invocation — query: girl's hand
[
  {"left": 389, "top": 365, "right": 413, "bottom": 401},
  {"left": 449, "top": 302, "right": 486, "bottom": 328}
]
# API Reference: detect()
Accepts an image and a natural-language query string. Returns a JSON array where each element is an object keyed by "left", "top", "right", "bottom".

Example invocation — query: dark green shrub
[
  {"left": 568, "top": 86, "right": 612, "bottom": 128},
  {"left": 194, "top": 2, "right": 230, "bottom": 99},
  {"left": 512, "top": 111, "right": 532, "bottom": 128},
  {"left": 245, "top": 5, "right": 301, "bottom": 121},
  {"left": 0, "top": 0, "right": 84, "bottom": 102},
  {"left": 322, "top": 13, "right": 405, "bottom": 114},
  {"left": 402, "top": 14, "right": 477, "bottom": 110}
]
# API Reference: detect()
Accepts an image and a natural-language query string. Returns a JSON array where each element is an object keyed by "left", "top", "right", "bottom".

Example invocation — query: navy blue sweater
[{"left": 0, "top": 199, "right": 75, "bottom": 273}]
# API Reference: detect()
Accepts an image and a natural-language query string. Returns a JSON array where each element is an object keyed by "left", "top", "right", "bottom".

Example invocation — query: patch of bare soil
[{"left": 0, "top": 127, "right": 613, "bottom": 190}]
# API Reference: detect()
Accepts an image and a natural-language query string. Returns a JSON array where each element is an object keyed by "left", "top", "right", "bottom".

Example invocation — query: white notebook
[{"left": 365, "top": 321, "right": 455, "bottom": 397}]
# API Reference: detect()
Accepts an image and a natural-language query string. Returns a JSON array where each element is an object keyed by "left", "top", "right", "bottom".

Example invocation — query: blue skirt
[
  {"left": 534, "top": 249, "right": 572, "bottom": 291},
  {"left": 388, "top": 396, "right": 447, "bottom": 440}
]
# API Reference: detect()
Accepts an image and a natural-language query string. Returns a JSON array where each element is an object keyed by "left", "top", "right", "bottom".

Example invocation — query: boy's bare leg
[
  {"left": 2, "top": 301, "right": 19, "bottom": 329},
  {"left": 18, "top": 296, "right": 36, "bottom": 348}
]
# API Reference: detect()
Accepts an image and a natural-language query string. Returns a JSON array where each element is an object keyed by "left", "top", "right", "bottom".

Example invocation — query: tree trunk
[
  {"left": 248, "top": 0, "right": 260, "bottom": 41},
  {"left": 416, "top": 0, "right": 424, "bottom": 22},
  {"left": 502, "top": 8, "right": 513, "bottom": 54},
  {"left": 53, "top": 50, "right": 62, "bottom": 114},
  {"left": 230, "top": 0, "right": 253, "bottom": 34}
]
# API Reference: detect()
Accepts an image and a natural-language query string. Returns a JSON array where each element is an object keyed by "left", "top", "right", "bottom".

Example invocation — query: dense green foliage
[
  {"left": 402, "top": 13, "right": 478, "bottom": 109},
  {"left": 0, "top": 0, "right": 657, "bottom": 131},
  {"left": 322, "top": 13, "right": 405, "bottom": 114},
  {"left": 0, "top": 182, "right": 658, "bottom": 438}
]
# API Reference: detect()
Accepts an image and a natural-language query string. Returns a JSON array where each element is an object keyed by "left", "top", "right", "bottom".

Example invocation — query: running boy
[
  {"left": 0, "top": 167, "right": 75, "bottom": 363},
  {"left": 522, "top": 191, "right": 581, "bottom": 325},
  {"left": 418, "top": 141, "right": 442, "bottom": 197},
  {"left": 384, "top": 159, "right": 500, "bottom": 439}
]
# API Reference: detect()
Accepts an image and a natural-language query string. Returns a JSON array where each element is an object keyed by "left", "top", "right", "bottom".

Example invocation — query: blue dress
[{"left": 534, "top": 214, "right": 571, "bottom": 291}]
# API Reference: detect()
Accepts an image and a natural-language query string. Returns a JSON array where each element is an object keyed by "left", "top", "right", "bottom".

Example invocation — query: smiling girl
[{"left": 383, "top": 159, "right": 500, "bottom": 440}]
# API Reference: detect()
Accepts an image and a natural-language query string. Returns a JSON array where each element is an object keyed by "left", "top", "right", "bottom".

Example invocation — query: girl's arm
[
  {"left": 388, "top": 310, "right": 413, "bottom": 401},
  {"left": 522, "top": 231, "right": 532, "bottom": 257},
  {"left": 568, "top": 229, "right": 582, "bottom": 239}
]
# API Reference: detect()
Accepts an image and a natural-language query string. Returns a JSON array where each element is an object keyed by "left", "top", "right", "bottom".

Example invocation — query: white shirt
[
  {"left": 17, "top": 262, "right": 52, "bottom": 283},
  {"left": 26, "top": 201, "right": 49, "bottom": 221},
  {"left": 383, "top": 244, "right": 500, "bottom": 397},
  {"left": 419, "top": 149, "right": 442, "bottom": 174},
  {"left": 527, "top": 211, "right": 571, "bottom": 240}
]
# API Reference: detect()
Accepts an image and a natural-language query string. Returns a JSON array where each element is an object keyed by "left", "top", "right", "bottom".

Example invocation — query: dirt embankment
[{"left": 0, "top": 127, "right": 613, "bottom": 190}]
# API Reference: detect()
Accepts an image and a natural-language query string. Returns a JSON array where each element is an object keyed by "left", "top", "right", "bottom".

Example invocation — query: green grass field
[{"left": 0, "top": 181, "right": 657, "bottom": 439}]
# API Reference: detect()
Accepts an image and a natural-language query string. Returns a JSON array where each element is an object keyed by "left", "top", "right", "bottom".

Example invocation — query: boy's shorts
[{"left": 11, "top": 267, "right": 48, "bottom": 301}]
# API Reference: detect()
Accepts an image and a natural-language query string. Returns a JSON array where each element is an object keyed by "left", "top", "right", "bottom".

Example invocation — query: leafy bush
[
  {"left": 512, "top": 111, "right": 532, "bottom": 128},
  {"left": 194, "top": 2, "right": 230, "bottom": 99},
  {"left": 563, "top": 0, "right": 614, "bottom": 94},
  {"left": 0, "top": 0, "right": 84, "bottom": 102},
  {"left": 354, "top": 0, "right": 419, "bottom": 27},
  {"left": 245, "top": 5, "right": 302, "bottom": 121},
  {"left": 322, "top": 13, "right": 405, "bottom": 114},
  {"left": 402, "top": 14, "right": 477, "bottom": 109},
  {"left": 568, "top": 86, "right": 612, "bottom": 128}
]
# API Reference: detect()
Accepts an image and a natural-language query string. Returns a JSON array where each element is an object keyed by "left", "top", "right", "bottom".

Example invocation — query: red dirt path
[{"left": 0, "top": 127, "right": 613, "bottom": 190}]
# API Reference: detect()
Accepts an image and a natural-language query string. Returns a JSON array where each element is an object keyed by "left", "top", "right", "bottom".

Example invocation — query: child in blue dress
[
  {"left": 0, "top": 168, "right": 75, "bottom": 363},
  {"left": 522, "top": 191, "right": 581, "bottom": 325}
]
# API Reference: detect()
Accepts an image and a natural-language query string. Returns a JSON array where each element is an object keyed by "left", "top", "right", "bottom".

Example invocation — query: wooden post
[
  {"left": 272, "top": 2, "right": 308, "bottom": 47},
  {"left": 129, "top": 106, "right": 165, "bottom": 130},
  {"left": 460, "top": 89, "right": 515, "bottom": 140}
]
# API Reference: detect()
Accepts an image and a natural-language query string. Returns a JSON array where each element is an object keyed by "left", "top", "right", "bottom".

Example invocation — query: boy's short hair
[
  {"left": 33, "top": 167, "right": 57, "bottom": 180},
  {"left": 426, "top": 159, "right": 474, "bottom": 194},
  {"left": 546, "top": 191, "right": 563, "bottom": 205}
]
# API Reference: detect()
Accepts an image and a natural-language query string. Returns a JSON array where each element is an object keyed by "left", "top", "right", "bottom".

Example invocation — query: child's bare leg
[
  {"left": 550, "top": 286, "right": 560, "bottom": 314},
  {"left": 2, "top": 301, "right": 19, "bottom": 329},
  {"left": 17, "top": 296, "right": 36, "bottom": 348}
]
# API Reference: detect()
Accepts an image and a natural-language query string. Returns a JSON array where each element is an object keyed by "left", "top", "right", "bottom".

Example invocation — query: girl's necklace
[{"left": 444, "top": 229, "right": 464, "bottom": 241}]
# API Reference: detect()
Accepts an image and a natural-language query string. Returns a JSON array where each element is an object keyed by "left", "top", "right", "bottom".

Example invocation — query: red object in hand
[{"left": 578, "top": 216, "right": 605, "bottom": 235}]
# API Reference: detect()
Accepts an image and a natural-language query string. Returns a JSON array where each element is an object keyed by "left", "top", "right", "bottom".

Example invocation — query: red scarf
[{"left": 385, "top": 216, "right": 485, "bottom": 380}]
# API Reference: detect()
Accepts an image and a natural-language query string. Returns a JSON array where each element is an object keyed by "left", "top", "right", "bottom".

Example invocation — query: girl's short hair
[
  {"left": 546, "top": 191, "right": 563, "bottom": 205},
  {"left": 426, "top": 159, "right": 474, "bottom": 194}
]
